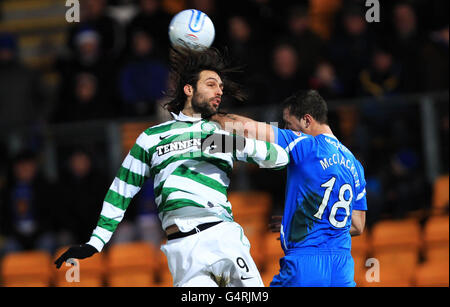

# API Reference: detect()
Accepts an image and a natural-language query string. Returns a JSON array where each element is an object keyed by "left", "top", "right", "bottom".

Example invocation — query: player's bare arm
[
  {"left": 350, "top": 210, "right": 366, "bottom": 236},
  {"left": 211, "top": 113, "right": 275, "bottom": 143}
]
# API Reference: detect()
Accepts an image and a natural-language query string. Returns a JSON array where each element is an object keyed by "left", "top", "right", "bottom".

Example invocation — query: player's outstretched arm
[
  {"left": 211, "top": 113, "right": 275, "bottom": 143},
  {"left": 202, "top": 132, "right": 289, "bottom": 169}
]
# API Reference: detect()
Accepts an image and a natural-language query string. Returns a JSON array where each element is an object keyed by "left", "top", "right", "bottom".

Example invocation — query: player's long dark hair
[{"left": 164, "top": 45, "right": 246, "bottom": 114}]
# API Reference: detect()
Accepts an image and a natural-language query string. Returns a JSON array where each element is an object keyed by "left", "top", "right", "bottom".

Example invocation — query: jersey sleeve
[
  {"left": 86, "top": 132, "right": 151, "bottom": 251},
  {"left": 234, "top": 135, "right": 290, "bottom": 169},
  {"left": 272, "top": 125, "right": 291, "bottom": 149},
  {"left": 272, "top": 125, "right": 312, "bottom": 164},
  {"left": 353, "top": 159, "right": 368, "bottom": 211}
]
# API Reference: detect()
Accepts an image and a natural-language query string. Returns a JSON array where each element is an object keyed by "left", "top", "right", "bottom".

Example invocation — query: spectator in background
[
  {"left": 55, "top": 148, "right": 108, "bottom": 246},
  {"left": 384, "top": 148, "right": 431, "bottom": 218},
  {"left": 0, "top": 33, "right": 45, "bottom": 129},
  {"left": 284, "top": 5, "right": 326, "bottom": 78},
  {"left": 388, "top": 2, "right": 424, "bottom": 93},
  {"left": 329, "top": 5, "right": 374, "bottom": 97},
  {"left": 421, "top": 24, "right": 449, "bottom": 91},
  {"left": 358, "top": 46, "right": 401, "bottom": 98},
  {"left": 53, "top": 28, "right": 118, "bottom": 122},
  {"left": 125, "top": 0, "right": 172, "bottom": 61},
  {"left": 226, "top": 15, "right": 264, "bottom": 73},
  {"left": 223, "top": 14, "right": 267, "bottom": 109},
  {"left": 67, "top": 0, "right": 122, "bottom": 59},
  {"left": 119, "top": 30, "right": 169, "bottom": 117},
  {"left": 357, "top": 46, "right": 402, "bottom": 148},
  {"left": 264, "top": 42, "right": 308, "bottom": 107},
  {"left": 55, "top": 72, "right": 108, "bottom": 122},
  {"left": 0, "top": 151, "right": 57, "bottom": 256},
  {"left": 308, "top": 60, "right": 344, "bottom": 100}
]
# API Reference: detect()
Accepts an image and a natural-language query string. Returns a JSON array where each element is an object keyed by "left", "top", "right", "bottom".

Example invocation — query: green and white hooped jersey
[{"left": 87, "top": 112, "right": 289, "bottom": 251}]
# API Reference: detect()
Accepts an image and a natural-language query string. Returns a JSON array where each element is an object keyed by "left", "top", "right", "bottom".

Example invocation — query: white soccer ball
[{"left": 168, "top": 9, "right": 215, "bottom": 49}]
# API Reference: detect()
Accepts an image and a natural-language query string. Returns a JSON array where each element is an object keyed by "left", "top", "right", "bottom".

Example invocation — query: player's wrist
[{"left": 86, "top": 236, "right": 104, "bottom": 252}]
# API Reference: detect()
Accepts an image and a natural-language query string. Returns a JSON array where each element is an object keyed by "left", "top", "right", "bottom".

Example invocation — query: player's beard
[{"left": 191, "top": 91, "right": 219, "bottom": 119}]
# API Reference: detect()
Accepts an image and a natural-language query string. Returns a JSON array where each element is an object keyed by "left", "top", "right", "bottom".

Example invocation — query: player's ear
[
  {"left": 304, "top": 114, "right": 312, "bottom": 128},
  {"left": 184, "top": 84, "right": 193, "bottom": 97}
]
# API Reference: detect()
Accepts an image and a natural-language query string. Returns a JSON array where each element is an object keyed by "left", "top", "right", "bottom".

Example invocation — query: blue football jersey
[{"left": 273, "top": 126, "right": 368, "bottom": 253}]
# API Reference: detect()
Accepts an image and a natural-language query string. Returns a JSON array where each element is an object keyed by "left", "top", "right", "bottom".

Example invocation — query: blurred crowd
[{"left": 0, "top": 0, "right": 448, "bottom": 257}]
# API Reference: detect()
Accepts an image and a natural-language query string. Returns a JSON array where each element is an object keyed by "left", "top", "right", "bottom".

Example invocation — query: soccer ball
[{"left": 168, "top": 9, "right": 215, "bottom": 49}]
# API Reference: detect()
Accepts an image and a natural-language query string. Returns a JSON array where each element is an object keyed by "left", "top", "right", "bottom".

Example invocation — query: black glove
[
  {"left": 202, "top": 133, "right": 246, "bottom": 154},
  {"left": 54, "top": 244, "right": 98, "bottom": 269}
]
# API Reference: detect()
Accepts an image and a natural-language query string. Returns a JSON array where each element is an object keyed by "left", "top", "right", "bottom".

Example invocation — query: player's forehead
[{"left": 198, "top": 70, "right": 223, "bottom": 84}]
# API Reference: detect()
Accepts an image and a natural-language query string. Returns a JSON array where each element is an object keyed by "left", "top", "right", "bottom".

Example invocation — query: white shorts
[{"left": 161, "top": 221, "right": 264, "bottom": 287}]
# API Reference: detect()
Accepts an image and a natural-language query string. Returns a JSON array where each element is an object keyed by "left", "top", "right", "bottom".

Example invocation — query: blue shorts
[{"left": 270, "top": 250, "right": 356, "bottom": 287}]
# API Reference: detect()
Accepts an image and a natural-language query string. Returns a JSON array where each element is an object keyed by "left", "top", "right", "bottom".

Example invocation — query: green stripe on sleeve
[
  {"left": 129, "top": 143, "right": 150, "bottom": 165},
  {"left": 117, "top": 166, "right": 147, "bottom": 187},
  {"left": 97, "top": 215, "right": 120, "bottom": 233},
  {"left": 265, "top": 142, "right": 278, "bottom": 162},
  {"left": 104, "top": 189, "right": 132, "bottom": 210}
]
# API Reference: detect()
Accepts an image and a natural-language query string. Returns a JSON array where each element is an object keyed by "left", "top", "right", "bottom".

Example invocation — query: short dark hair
[
  {"left": 164, "top": 46, "right": 245, "bottom": 114},
  {"left": 282, "top": 90, "right": 328, "bottom": 124}
]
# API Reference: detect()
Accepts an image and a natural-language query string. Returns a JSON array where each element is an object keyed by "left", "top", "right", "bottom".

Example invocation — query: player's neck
[
  {"left": 311, "top": 124, "right": 334, "bottom": 137},
  {"left": 181, "top": 101, "right": 195, "bottom": 117}
]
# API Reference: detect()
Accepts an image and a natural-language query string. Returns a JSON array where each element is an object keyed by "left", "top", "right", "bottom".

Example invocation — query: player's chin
[
  {"left": 201, "top": 108, "right": 218, "bottom": 119},
  {"left": 209, "top": 103, "right": 220, "bottom": 114}
]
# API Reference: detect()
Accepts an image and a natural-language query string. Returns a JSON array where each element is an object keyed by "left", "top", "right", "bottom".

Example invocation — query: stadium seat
[
  {"left": 367, "top": 219, "right": 421, "bottom": 287},
  {"left": 245, "top": 233, "right": 265, "bottom": 270},
  {"left": 351, "top": 231, "right": 372, "bottom": 286},
  {"left": 414, "top": 261, "right": 449, "bottom": 287},
  {"left": 431, "top": 175, "right": 449, "bottom": 215},
  {"left": 106, "top": 242, "right": 157, "bottom": 286},
  {"left": 154, "top": 278, "right": 173, "bottom": 287},
  {"left": 155, "top": 247, "right": 173, "bottom": 287},
  {"left": 366, "top": 250, "right": 418, "bottom": 287},
  {"left": 228, "top": 191, "right": 272, "bottom": 219},
  {"left": 108, "top": 271, "right": 157, "bottom": 287},
  {"left": 423, "top": 215, "right": 449, "bottom": 246},
  {"left": 353, "top": 254, "right": 370, "bottom": 287},
  {"left": 1, "top": 250, "right": 52, "bottom": 287},
  {"left": 261, "top": 270, "right": 277, "bottom": 287},
  {"left": 55, "top": 276, "right": 104, "bottom": 287},
  {"left": 414, "top": 216, "right": 449, "bottom": 287},
  {"left": 228, "top": 191, "right": 273, "bottom": 269},
  {"left": 259, "top": 232, "right": 283, "bottom": 287},
  {"left": 425, "top": 244, "right": 449, "bottom": 263},
  {"left": 371, "top": 218, "right": 421, "bottom": 251},
  {"left": 421, "top": 215, "right": 449, "bottom": 268},
  {"left": 351, "top": 231, "right": 371, "bottom": 256},
  {"left": 52, "top": 247, "right": 105, "bottom": 287},
  {"left": 262, "top": 232, "right": 283, "bottom": 271}
]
